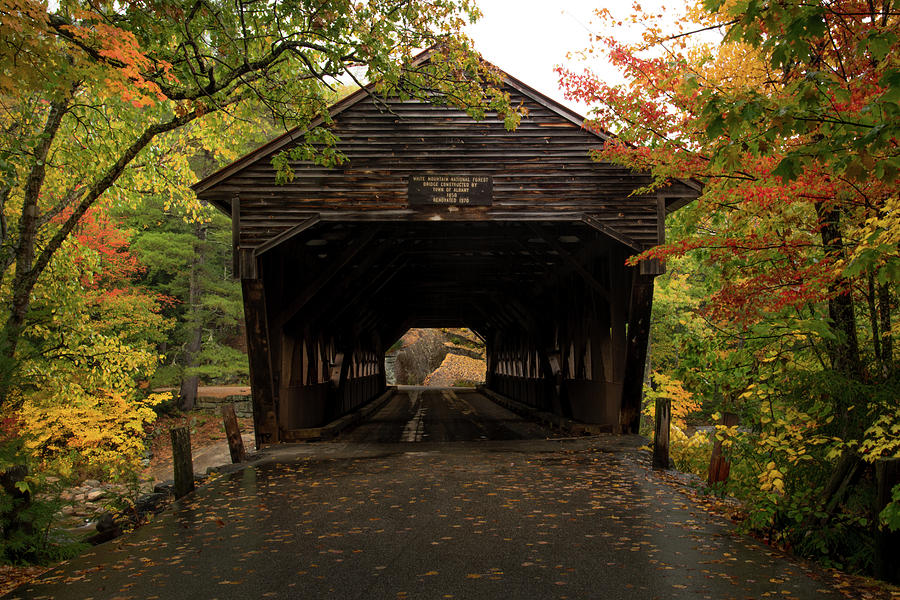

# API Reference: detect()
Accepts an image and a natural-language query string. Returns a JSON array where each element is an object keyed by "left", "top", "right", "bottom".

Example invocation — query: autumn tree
[
  {"left": 559, "top": 0, "right": 898, "bottom": 571},
  {"left": 0, "top": 0, "right": 523, "bottom": 401}
]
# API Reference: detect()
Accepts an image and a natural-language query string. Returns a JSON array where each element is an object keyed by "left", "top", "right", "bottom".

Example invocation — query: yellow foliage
[
  {"left": 758, "top": 460, "right": 786, "bottom": 496},
  {"left": 669, "top": 424, "right": 712, "bottom": 474},
  {"left": 644, "top": 372, "right": 702, "bottom": 428},
  {"left": 19, "top": 389, "right": 167, "bottom": 481},
  {"left": 859, "top": 407, "right": 900, "bottom": 462},
  {"left": 8, "top": 237, "right": 171, "bottom": 480}
]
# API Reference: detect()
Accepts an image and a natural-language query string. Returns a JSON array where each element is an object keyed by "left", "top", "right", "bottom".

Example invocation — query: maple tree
[
  {"left": 11, "top": 207, "right": 171, "bottom": 478},
  {"left": 0, "top": 0, "right": 523, "bottom": 399},
  {"left": 559, "top": 0, "right": 899, "bottom": 573}
]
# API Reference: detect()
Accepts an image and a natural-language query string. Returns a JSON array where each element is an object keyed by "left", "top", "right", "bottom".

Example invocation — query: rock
[
  {"left": 86, "top": 489, "right": 104, "bottom": 502},
  {"left": 45, "top": 476, "right": 60, "bottom": 484},
  {"left": 95, "top": 513, "right": 120, "bottom": 534},
  {"left": 60, "top": 491, "right": 75, "bottom": 502},
  {"left": 135, "top": 492, "right": 167, "bottom": 513},
  {"left": 153, "top": 480, "right": 174, "bottom": 495},
  {"left": 82, "top": 479, "right": 100, "bottom": 488},
  {"left": 61, "top": 505, "right": 77, "bottom": 516},
  {"left": 85, "top": 513, "right": 122, "bottom": 545}
]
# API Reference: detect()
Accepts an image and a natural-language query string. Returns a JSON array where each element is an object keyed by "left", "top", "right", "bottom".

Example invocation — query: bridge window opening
[{"left": 384, "top": 328, "right": 485, "bottom": 387}]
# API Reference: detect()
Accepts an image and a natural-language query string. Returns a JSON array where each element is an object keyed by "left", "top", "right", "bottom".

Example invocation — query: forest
[{"left": 0, "top": 0, "right": 898, "bottom": 586}]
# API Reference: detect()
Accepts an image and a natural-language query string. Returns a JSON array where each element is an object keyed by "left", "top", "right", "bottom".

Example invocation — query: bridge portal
[{"left": 193, "top": 55, "right": 699, "bottom": 446}]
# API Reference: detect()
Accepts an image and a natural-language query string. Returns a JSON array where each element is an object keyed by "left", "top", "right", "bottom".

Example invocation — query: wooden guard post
[
  {"left": 708, "top": 412, "right": 739, "bottom": 485},
  {"left": 170, "top": 426, "right": 195, "bottom": 499},
  {"left": 222, "top": 404, "right": 246, "bottom": 464},
  {"left": 653, "top": 397, "right": 671, "bottom": 469},
  {"left": 875, "top": 458, "right": 900, "bottom": 583}
]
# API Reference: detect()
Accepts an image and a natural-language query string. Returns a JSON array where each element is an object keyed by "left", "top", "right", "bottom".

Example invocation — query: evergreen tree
[{"left": 116, "top": 198, "right": 247, "bottom": 406}]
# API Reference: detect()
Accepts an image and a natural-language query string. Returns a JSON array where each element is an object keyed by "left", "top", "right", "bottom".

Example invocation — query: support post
[
  {"left": 242, "top": 278, "right": 279, "bottom": 447},
  {"left": 708, "top": 412, "right": 739, "bottom": 485},
  {"left": 875, "top": 458, "right": 900, "bottom": 583},
  {"left": 170, "top": 427, "right": 194, "bottom": 499},
  {"left": 222, "top": 404, "right": 246, "bottom": 464},
  {"left": 621, "top": 272, "right": 654, "bottom": 433},
  {"left": 653, "top": 397, "right": 671, "bottom": 469}
]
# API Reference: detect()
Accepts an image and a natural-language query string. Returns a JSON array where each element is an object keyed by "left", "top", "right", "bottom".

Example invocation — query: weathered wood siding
[{"left": 198, "top": 85, "right": 692, "bottom": 253}]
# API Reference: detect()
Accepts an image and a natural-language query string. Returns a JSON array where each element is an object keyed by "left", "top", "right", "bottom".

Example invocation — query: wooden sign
[{"left": 408, "top": 174, "right": 492, "bottom": 206}]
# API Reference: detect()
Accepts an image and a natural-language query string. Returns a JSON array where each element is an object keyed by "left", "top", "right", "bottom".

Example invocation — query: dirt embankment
[{"left": 388, "top": 328, "right": 486, "bottom": 386}]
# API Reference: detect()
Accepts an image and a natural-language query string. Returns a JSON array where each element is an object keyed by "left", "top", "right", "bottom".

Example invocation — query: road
[
  {"left": 341, "top": 387, "right": 555, "bottom": 443},
  {"left": 8, "top": 388, "right": 846, "bottom": 600}
]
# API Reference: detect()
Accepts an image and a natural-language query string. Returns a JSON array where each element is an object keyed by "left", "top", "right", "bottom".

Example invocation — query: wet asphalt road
[
  {"left": 341, "top": 387, "right": 556, "bottom": 443},
  {"left": 8, "top": 388, "right": 846, "bottom": 600}
]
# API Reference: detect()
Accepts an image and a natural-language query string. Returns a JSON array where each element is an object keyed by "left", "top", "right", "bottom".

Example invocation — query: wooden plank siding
[{"left": 196, "top": 87, "right": 694, "bottom": 253}]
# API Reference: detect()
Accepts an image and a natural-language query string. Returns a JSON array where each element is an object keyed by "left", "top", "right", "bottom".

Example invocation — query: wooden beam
[
  {"left": 582, "top": 214, "right": 642, "bottom": 251},
  {"left": 276, "top": 226, "right": 381, "bottom": 328},
  {"left": 231, "top": 194, "right": 240, "bottom": 279},
  {"left": 640, "top": 194, "right": 667, "bottom": 276},
  {"left": 254, "top": 215, "right": 321, "bottom": 257},
  {"left": 242, "top": 278, "right": 279, "bottom": 446},
  {"left": 527, "top": 224, "right": 610, "bottom": 301},
  {"left": 320, "top": 256, "right": 408, "bottom": 327},
  {"left": 620, "top": 272, "right": 654, "bottom": 434}
]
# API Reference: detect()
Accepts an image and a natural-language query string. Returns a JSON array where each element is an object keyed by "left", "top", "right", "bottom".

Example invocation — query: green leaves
[{"left": 880, "top": 484, "right": 900, "bottom": 532}]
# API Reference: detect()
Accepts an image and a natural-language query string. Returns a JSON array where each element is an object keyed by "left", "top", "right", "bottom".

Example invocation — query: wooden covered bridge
[{"left": 193, "top": 58, "right": 699, "bottom": 446}]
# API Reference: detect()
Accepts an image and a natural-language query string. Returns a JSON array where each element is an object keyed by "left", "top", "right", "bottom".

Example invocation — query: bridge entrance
[{"left": 193, "top": 54, "right": 699, "bottom": 446}]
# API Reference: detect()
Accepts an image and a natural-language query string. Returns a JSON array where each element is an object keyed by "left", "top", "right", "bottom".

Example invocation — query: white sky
[{"left": 465, "top": 0, "right": 690, "bottom": 116}]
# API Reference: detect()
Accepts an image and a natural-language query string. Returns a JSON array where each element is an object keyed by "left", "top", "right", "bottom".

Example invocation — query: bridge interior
[
  {"left": 193, "top": 53, "right": 698, "bottom": 446},
  {"left": 253, "top": 218, "right": 657, "bottom": 443}
]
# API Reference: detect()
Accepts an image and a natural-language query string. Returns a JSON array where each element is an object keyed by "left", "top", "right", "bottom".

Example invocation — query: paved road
[
  {"left": 341, "top": 387, "right": 556, "bottom": 443},
  {"left": 9, "top": 389, "right": 847, "bottom": 600}
]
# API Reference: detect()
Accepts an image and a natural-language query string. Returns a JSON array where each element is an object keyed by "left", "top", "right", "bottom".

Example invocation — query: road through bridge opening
[{"left": 193, "top": 51, "right": 700, "bottom": 447}]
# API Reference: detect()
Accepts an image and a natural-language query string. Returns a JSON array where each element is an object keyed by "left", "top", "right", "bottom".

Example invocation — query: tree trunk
[
  {"left": 0, "top": 99, "right": 70, "bottom": 393},
  {"left": 815, "top": 204, "right": 862, "bottom": 382},
  {"left": 812, "top": 452, "right": 864, "bottom": 528},
  {"left": 867, "top": 272, "right": 882, "bottom": 367},
  {"left": 879, "top": 281, "right": 893, "bottom": 375},
  {"left": 179, "top": 223, "right": 206, "bottom": 411}
]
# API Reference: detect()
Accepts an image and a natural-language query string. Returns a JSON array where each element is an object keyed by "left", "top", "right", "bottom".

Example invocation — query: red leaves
[{"left": 61, "top": 10, "right": 174, "bottom": 106}]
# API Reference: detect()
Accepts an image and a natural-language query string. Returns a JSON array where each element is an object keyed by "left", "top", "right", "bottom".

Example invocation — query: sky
[
  {"left": 465, "top": 0, "right": 602, "bottom": 115},
  {"left": 465, "top": 0, "right": 687, "bottom": 115}
]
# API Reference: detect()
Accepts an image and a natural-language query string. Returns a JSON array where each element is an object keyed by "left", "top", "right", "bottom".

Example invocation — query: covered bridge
[{"left": 193, "top": 56, "right": 699, "bottom": 446}]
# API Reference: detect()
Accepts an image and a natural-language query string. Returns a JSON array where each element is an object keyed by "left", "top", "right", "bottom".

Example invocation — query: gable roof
[{"left": 192, "top": 47, "right": 626, "bottom": 203}]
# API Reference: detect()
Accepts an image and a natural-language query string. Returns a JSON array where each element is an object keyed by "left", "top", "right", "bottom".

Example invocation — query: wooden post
[
  {"left": 653, "top": 397, "right": 671, "bottom": 469},
  {"left": 170, "top": 427, "right": 195, "bottom": 499},
  {"left": 242, "top": 278, "right": 279, "bottom": 446},
  {"left": 222, "top": 404, "right": 246, "bottom": 464},
  {"left": 875, "top": 458, "right": 900, "bottom": 583},
  {"left": 708, "top": 412, "right": 739, "bottom": 485},
  {"left": 621, "top": 273, "right": 655, "bottom": 434}
]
